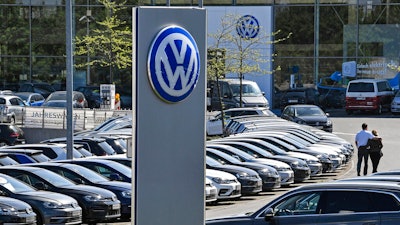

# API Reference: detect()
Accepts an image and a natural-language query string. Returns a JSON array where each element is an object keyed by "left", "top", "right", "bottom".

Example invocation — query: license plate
[
  {"left": 356, "top": 97, "right": 365, "bottom": 100},
  {"left": 112, "top": 204, "right": 120, "bottom": 210},
  {"left": 288, "top": 99, "right": 298, "bottom": 103}
]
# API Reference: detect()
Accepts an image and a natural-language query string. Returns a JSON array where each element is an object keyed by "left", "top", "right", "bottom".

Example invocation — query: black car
[
  {"left": 0, "top": 196, "right": 37, "bottom": 225},
  {"left": 206, "top": 156, "right": 262, "bottom": 195},
  {"left": 28, "top": 162, "right": 132, "bottom": 221},
  {"left": 59, "top": 158, "right": 132, "bottom": 182},
  {"left": 75, "top": 86, "right": 102, "bottom": 109},
  {"left": 206, "top": 181, "right": 400, "bottom": 225},
  {"left": 0, "top": 123, "right": 25, "bottom": 146},
  {"left": 0, "top": 166, "right": 121, "bottom": 224},
  {"left": 0, "top": 173, "right": 82, "bottom": 225},
  {"left": 280, "top": 104, "right": 333, "bottom": 132},
  {"left": 277, "top": 87, "right": 321, "bottom": 110}
]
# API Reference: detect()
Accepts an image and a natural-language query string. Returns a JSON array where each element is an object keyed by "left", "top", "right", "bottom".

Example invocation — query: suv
[
  {"left": 0, "top": 95, "right": 27, "bottom": 124},
  {"left": 345, "top": 79, "right": 394, "bottom": 114},
  {"left": 276, "top": 87, "right": 321, "bottom": 110},
  {"left": 0, "top": 123, "right": 25, "bottom": 146}
]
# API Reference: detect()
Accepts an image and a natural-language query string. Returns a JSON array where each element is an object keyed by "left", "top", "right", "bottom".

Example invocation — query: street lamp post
[{"left": 79, "top": 2, "right": 94, "bottom": 85}]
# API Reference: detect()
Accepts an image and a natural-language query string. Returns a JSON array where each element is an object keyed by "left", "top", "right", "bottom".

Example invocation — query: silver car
[
  {"left": 0, "top": 173, "right": 82, "bottom": 225},
  {"left": 0, "top": 196, "right": 37, "bottom": 225},
  {"left": 0, "top": 94, "right": 27, "bottom": 124}
]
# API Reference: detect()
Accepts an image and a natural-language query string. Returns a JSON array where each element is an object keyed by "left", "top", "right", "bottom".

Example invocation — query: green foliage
[{"left": 74, "top": 0, "right": 132, "bottom": 79}]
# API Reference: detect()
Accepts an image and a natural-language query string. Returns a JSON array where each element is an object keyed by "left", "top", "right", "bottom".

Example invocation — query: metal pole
[{"left": 66, "top": 0, "right": 74, "bottom": 159}]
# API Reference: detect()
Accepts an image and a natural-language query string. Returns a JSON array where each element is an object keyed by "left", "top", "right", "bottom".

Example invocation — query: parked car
[
  {"left": 0, "top": 123, "right": 25, "bottom": 146},
  {"left": 345, "top": 78, "right": 394, "bottom": 114},
  {"left": 0, "top": 166, "right": 121, "bottom": 224},
  {"left": 59, "top": 158, "right": 132, "bottom": 182},
  {"left": 207, "top": 143, "right": 295, "bottom": 186},
  {"left": 209, "top": 140, "right": 311, "bottom": 182},
  {"left": 206, "top": 107, "right": 277, "bottom": 136},
  {"left": 28, "top": 162, "right": 132, "bottom": 221},
  {"left": 391, "top": 90, "right": 400, "bottom": 114},
  {"left": 0, "top": 149, "right": 51, "bottom": 163},
  {"left": 0, "top": 94, "right": 27, "bottom": 124},
  {"left": 206, "top": 148, "right": 281, "bottom": 191},
  {"left": 206, "top": 169, "right": 242, "bottom": 200},
  {"left": 276, "top": 87, "right": 321, "bottom": 110},
  {"left": 280, "top": 104, "right": 333, "bottom": 132},
  {"left": 97, "top": 155, "right": 132, "bottom": 167},
  {"left": 14, "top": 92, "right": 45, "bottom": 106},
  {"left": 75, "top": 86, "right": 102, "bottom": 109},
  {"left": 43, "top": 91, "right": 88, "bottom": 108},
  {"left": 205, "top": 177, "right": 218, "bottom": 204},
  {"left": 206, "top": 156, "right": 262, "bottom": 195},
  {"left": 207, "top": 79, "right": 269, "bottom": 111},
  {"left": 206, "top": 181, "right": 400, "bottom": 225},
  {"left": 2, "top": 143, "right": 84, "bottom": 160},
  {"left": 18, "top": 82, "right": 56, "bottom": 98},
  {"left": 0, "top": 173, "right": 82, "bottom": 225},
  {"left": 0, "top": 153, "right": 19, "bottom": 165},
  {"left": 41, "top": 136, "right": 117, "bottom": 156},
  {"left": 0, "top": 196, "right": 37, "bottom": 225}
]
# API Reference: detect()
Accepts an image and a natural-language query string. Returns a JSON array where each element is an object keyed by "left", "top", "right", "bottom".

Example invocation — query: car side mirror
[
  {"left": 326, "top": 112, "right": 330, "bottom": 117},
  {"left": 264, "top": 208, "right": 275, "bottom": 222}
]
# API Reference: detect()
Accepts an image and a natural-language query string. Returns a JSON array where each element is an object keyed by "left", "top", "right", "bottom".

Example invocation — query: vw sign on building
[
  {"left": 148, "top": 26, "right": 200, "bottom": 103},
  {"left": 133, "top": 7, "right": 206, "bottom": 225},
  {"left": 236, "top": 15, "right": 260, "bottom": 39}
]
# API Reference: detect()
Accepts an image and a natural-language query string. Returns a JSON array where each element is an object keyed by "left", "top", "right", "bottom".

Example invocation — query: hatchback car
[
  {"left": 2, "top": 143, "right": 85, "bottom": 160},
  {"left": 0, "top": 123, "right": 25, "bottom": 146},
  {"left": 0, "top": 173, "right": 82, "bottom": 225},
  {"left": 28, "top": 162, "right": 132, "bottom": 221},
  {"left": 14, "top": 92, "right": 45, "bottom": 106},
  {"left": 281, "top": 104, "right": 333, "bottom": 132},
  {"left": 205, "top": 177, "right": 218, "bottom": 204},
  {"left": 0, "top": 166, "right": 121, "bottom": 224},
  {"left": 43, "top": 91, "right": 88, "bottom": 108},
  {"left": 0, "top": 94, "right": 27, "bottom": 124},
  {"left": 206, "top": 181, "right": 400, "bottom": 225},
  {"left": 0, "top": 196, "right": 37, "bottom": 225},
  {"left": 0, "top": 149, "right": 51, "bottom": 163},
  {"left": 206, "top": 169, "right": 242, "bottom": 200},
  {"left": 75, "top": 86, "right": 102, "bottom": 109}
]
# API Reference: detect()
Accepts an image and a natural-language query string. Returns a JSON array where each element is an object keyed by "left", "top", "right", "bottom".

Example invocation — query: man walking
[{"left": 355, "top": 123, "right": 374, "bottom": 176}]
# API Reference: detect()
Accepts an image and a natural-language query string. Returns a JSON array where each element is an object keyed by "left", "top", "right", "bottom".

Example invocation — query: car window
[
  {"left": 0, "top": 98, "right": 5, "bottom": 104},
  {"left": 322, "top": 191, "right": 372, "bottom": 213},
  {"left": 272, "top": 192, "right": 322, "bottom": 216},
  {"left": 370, "top": 192, "right": 400, "bottom": 211},
  {"left": 348, "top": 82, "right": 374, "bottom": 92}
]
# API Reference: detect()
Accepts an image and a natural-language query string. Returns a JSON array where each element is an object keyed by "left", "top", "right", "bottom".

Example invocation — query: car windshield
[
  {"left": 295, "top": 107, "right": 324, "bottom": 116},
  {"left": 66, "top": 165, "right": 109, "bottom": 183},
  {"left": 348, "top": 82, "right": 374, "bottom": 92},
  {"left": 31, "top": 169, "right": 75, "bottom": 187},
  {"left": 206, "top": 156, "right": 223, "bottom": 167},
  {"left": 231, "top": 84, "right": 263, "bottom": 97},
  {"left": 30, "top": 153, "right": 51, "bottom": 162},
  {"left": 0, "top": 174, "right": 36, "bottom": 193}
]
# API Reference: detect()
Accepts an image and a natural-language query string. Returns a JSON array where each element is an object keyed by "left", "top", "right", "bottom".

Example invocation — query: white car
[
  {"left": 206, "top": 107, "right": 277, "bottom": 136},
  {"left": 206, "top": 169, "right": 241, "bottom": 200},
  {"left": 391, "top": 90, "right": 400, "bottom": 114},
  {"left": 205, "top": 178, "right": 218, "bottom": 203},
  {"left": 0, "top": 94, "right": 28, "bottom": 124},
  {"left": 1, "top": 143, "right": 84, "bottom": 160}
]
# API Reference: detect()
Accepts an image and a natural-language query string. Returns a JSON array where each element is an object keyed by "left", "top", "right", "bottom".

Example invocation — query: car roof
[{"left": 294, "top": 180, "right": 400, "bottom": 192}]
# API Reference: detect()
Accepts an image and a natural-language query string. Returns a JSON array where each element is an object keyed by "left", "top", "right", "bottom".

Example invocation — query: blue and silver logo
[
  {"left": 236, "top": 15, "right": 260, "bottom": 39},
  {"left": 148, "top": 26, "right": 200, "bottom": 103}
]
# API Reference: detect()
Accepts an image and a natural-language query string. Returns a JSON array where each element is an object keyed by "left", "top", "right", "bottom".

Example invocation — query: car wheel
[
  {"left": 34, "top": 210, "right": 44, "bottom": 225},
  {"left": 375, "top": 104, "right": 382, "bottom": 114}
]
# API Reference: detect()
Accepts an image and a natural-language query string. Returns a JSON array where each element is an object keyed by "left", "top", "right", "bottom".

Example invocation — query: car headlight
[
  {"left": 0, "top": 206, "right": 17, "bottom": 216},
  {"left": 43, "top": 201, "right": 64, "bottom": 209},
  {"left": 84, "top": 195, "right": 103, "bottom": 202},
  {"left": 290, "top": 161, "right": 299, "bottom": 168},
  {"left": 121, "top": 190, "right": 131, "bottom": 198},
  {"left": 326, "top": 120, "right": 332, "bottom": 126},
  {"left": 235, "top": 172, "right": 250, "bottom": 179},
  {"left": 257, "top": 169, "right": 275, "bottom": 177}
]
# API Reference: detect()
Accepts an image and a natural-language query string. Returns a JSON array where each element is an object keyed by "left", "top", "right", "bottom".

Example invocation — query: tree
[
  {"left": 74, "top": 0, "right": 132, "bottom": 84},
  {"left": 208, "top": 13, "right": 291, "bottom": 107}
]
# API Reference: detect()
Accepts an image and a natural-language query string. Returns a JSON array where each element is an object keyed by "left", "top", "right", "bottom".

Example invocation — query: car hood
[
  {"left": 61, "top": 184, "right": 116, "bottom": 197},
  {"left": 297, "top": 116, "right": 328, "bottom": 122},
  {"left": 286, "top": 152, "right": 320, "bottom": 161},
  {"left": 96, "top": 180, "right": 131, "bottom": 191},
  {"left": 19, "top": 190, "right": 77, "bottom": 204},
  {"left": 234, "top": 96, "right": 267, "bottom": 104},
  {"left": 1, "top": 196, "right": 32, "bottom": 209},
  {"left": 212, "top": 164, "right": 259, "bottom": 176},
  {"left": 249, "top": 158, "right": 291, "bottom": 169}
]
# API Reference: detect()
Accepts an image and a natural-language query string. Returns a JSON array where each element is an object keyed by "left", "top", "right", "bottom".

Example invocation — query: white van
[
  {"left": 345, "top": 79, "right": 394, "bottom": 114},
  {"left": 207, "top": 79, "right": 269, "bottom": 111}
]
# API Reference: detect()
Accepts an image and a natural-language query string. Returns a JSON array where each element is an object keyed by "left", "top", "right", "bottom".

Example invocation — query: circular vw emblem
[
  {"left": 148, "top": 26, "right": 200, "bottom": 103},
  {"left": 236, "top": 15, "right": 260, "bottom": 39}
]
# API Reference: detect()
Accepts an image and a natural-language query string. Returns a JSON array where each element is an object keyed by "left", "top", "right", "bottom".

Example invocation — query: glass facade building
[{"left": 1, "top": 0, "right": 400, "bottom": 98}]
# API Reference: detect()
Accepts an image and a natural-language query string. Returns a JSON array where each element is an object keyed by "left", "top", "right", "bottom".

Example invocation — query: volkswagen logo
[
  {"left": 236, "top": 15, "right": 260, "bottom": 39},
  {"left": 148, "top": 26, "right": 200, "bottom": 103}
]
